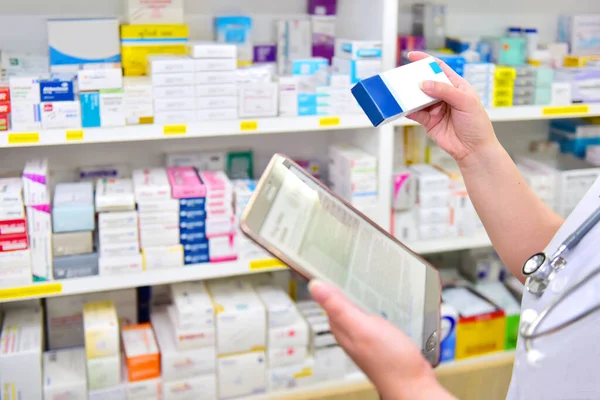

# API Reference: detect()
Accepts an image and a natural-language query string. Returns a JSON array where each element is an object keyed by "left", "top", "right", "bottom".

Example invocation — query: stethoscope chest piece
[{"left": 523, "top": 253, "right": 553, "bottom": 297}]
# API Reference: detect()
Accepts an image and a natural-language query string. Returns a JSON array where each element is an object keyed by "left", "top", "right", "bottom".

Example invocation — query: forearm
[
  {"left": 379, "top": 374, "right": 457, "bottom": 400},
  {"left": 458, "top": 141, "right": 564, "bottom": 281}
]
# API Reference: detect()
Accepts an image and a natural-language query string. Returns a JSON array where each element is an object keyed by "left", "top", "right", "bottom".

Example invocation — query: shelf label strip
[
  {"left": 8, "top": 132, "right": 40, "bottom": 144},
  {"left": 319, "top": 117, "right": 341, "bottom": 127},
  {"left": 164, "top": 124, "right": 187, "bottom": 135},
  {"left": 249, "top": 259, "right": 286, "bottom": 271},
  {"left": 240, "top": 121, "right": 258, "bottom": 131},
  {"left": 542, "top": 105, "right": 590, "bottom": 116},
  {"left": 66, "top": 130, "right": 84, "bottom": 141},
  {"left": 0, "top": 282, "right": 62, "bottom": 301}
]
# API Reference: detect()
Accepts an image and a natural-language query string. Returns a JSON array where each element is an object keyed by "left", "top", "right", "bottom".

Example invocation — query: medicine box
[
  {"left": 53, "top": 253, "right": 99, "bottom": 280},
  {"left": 87, "top": 354, "right": 121, "bottom": 391},
  {"left": 48, "top": 19, "right": 120, "bottom": 67},
  {"left": 440, "top": 303, "right": 457, "bottom": 362},
  {"left": 88, "top": 382, "right": 125, "bottom": 400},
  {"left": 194, "top": 71, "right": 237, "bottom": 85},
  {"left": 0, "top": 178, "right": 23, "bottom": 207},
  {"left": 142, "top": 245, "right": 183, "bottom": 270},
  {"left": 162, "top": 375, "right": 217, "bottom": 400},
  {"left": 352, "top": 56, "right": 452, "bottom": 126},
  {"left": 83, "top": 301, "right": 120, "bottom": 359},
  {"left": 99, "top": 254, "right": 144, "bottom": 275},
  {"left": 333, "top": 57, "right": 382, "bottom": 84},
  {"left": 475, "top": 281, "right": 521, "bottom": 350},
  {"left": 137, "top": 198, "right": 180, "bottom": 214},
  {"left": 98, "top": 210, "right": 138, "bottom": 231},
  {"left": 313, "top": 346, "right": 347, "bottom": 381},
  {"left": 133, "top": 168, "right": 172, "bottom": 202},
  {"left": 95, "top": 179, "right": 136, "bottom": 212},
  {"left": 208, "top": 279, "right": 267, "bottom": 355},
  {"left": 154, "top": 110, "right": 196, "bottom": 124},
  {"left": 39, "top": 77, "right": 76, "bottom": 102},
  {"left": 23, "top": 158, "right": 49, "bottom": 206},
  {"left": 99, "top": 89, "right": 126, "bottom": 127},
  {"left": 195, "top": 58, "right": 237, "bottom": 72},
  {"left": 0, "top": 309, "right": 43, "bottom": 400},
  {"left": 155, "top": 85, "right": 195, "bottom": 98},
  {"left": 267, "top": 359, "right": 315, "bottom": 392},
  {"left": 256, "top": 285, "right": 299, "bottom": 328},
  {"left": 217, "top": 351, "right": 267, "bottom": 399},
  {"left": 122, "top": 323, "right": 160, "bottom": 382},
  {"left": 276, "top": 19, "right": 312, "bottom": 75},
  {"left": 147, "top": 55, "right": 195, "bottom": 74},
  {"left": 559, "top": 14, "right": 600, "bottom": 55},
  {"left": 9, "top": 76, "right": 41, "bottom": 103},
  {"left": 238, "top": 83, "right": 278, "bottom": 118},
  {"left": 268, "top": 346, "right": 309, "bottom": 369},
  {"left": 0, "top": 218, "right": 27, "bottom": 236},
  {"left": 80, "top": 91, "right": 101, "bottom": 127},
  {"left": 126, "top": 376, "right": 162, "bottom": 400},
  {"left": 442, "top": 285, "right": 506, "bottom": 360},
  {"left": 409, "top": 164, "right": 451, "bottom": 192},
  {"left": 188, "top": 41, "right": 237, "bottom": 59},
  {"left": 27, "top": 204, "right": 53, "bottom": 281},
  {"left": 151, "top": 311, "right": 216, "bottom": 381},
  {"left": 77, "top": 68, "right": 123, "bottom": 91},
  {"left": 52, "top": 182, "right": 95, "bottom": 233},
  {"left": 214, "top": 16, "right": 253, "bottom": 65},
  {"left": 127, "top": 0, "right": 184, "bottom": 25},
  {"left": 167, "top": 167, "right": 206, "bottom": 199},
  {"left": 43, "top": 347, "right": 88, "bottom": 400},
  {"left": 155, "top": 97, "right": 196, "bottom": 112},
  {"left": 11, "top": 102, "right": 42, "bottom": 131},
  {"left": 41, "top": 101, "right": 82, "bottom": 129},
  {"left": 170, "top": 281, "right": 215, "bottom": 326},
  {"left": 335, "top": 39, "right": 382, "bottom": 59}
]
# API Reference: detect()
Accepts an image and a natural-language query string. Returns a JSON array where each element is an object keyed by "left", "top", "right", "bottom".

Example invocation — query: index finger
[{"left": 407, "top": 51, "right": 465, "bottom": 87}]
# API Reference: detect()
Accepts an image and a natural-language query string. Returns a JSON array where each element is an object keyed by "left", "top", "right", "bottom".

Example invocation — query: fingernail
[
  {"left": 308, "top": 279, "right": 328, "bottom": 303},
  {"left": 308, "top": 279, "right": 323, "bottom": 293},
  {"left": 420, "top": 80, "right": 435, "bottom": 91},
  {"left": 407, "top": 51, "right": 414, "bottom": 58}
]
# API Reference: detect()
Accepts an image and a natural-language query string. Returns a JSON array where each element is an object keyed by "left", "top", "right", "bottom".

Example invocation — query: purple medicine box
[
  {"left": 253, "top": 45, "right": 277, "bottom": 63},
  {"left": 311, "top": 16, "right": 336, "bottom": 63},
  {"left": 308, "top": 0, "right": 337, "bottom": 16}
]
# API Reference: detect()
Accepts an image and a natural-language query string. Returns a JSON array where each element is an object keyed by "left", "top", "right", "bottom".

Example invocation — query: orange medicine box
[
  {"left": 122, "top": 323, "right": 161, "bottom": 382},
  {"left": 442, "top": 285, "right": 506, "bottom": 360}
]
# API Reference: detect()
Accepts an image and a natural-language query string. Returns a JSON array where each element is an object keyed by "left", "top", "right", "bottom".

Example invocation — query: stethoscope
[{"left": 519, "top": 205, "right": 600, "bottom": 354}]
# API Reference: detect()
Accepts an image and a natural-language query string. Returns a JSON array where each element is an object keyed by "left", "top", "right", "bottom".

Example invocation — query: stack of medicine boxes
[
  {"left": 463, "top": 63, "right": 495, "bottom": 109},
  {"left": 52, "top": 182, "right": 97, "bottom": 280},
  {"left": 0, "top": 178, "right": 31, "bottom": 287},
  {"left": 209, "top": 279, "right": 267, "bottom": 398},
  {"left": 292, "top": 58, "right": 330, "bottom": 116},
  {"left": 298, "top": 301, "right": 348, "bottom": 382},
  {"left": 123, "top": 77, "right": 154, "bottom": 125},
  {"left": 134, "top": 168, "right": 183, "bottom": 270},
  {"left": 152, "top": 281, "right": 217, "bottom": 399},
  {"left": 83, "top": 301, "right": 121, "bottom": 392},
  {"left": 512, "top": 66, "right": 536, "bottom": 106},
  {"left": 95, "top": 178, "right": 143, "bottom": 275},
  {"left": 0, "top": 83, "right": 10, "bottom": 130},
  {"left": 199, "top": 171, "right": 237, "bottom": 263},
  {"left": 9, "top": 76, "right": 41, "bottom": 131},
  {"left": 148, "top": 55, "right": 196, "bottom": 125},
  {"left": 493, "top": 66, "right": 516, "bottom": 108},
  {"left": 23, "top": 159, "right": 53, "bottom": 281},
  {"left": 167, "top": 167, "right": 209, "bottom": 265},
  {"left": 409, "top": 164, "right": 451, "bottom": 240},
  {"left": 328, "top": 144, "right": 378, "bottom": 209},
  {"left": 257, "top": 285, "right": 311, "bottom": 388},
  {"left": 187, "top": 42, "right": 239, "bottom": 121},
  {"left": 0, "top": 308, "right": 44, "bottom": 399},
  {"left": 39, "top": 74, "right": 80, "bottom": 129},
  {"left": 332, "top": 40, "right": 383, "bottom": 84},
  {"left": 121, "top": 323, "right": 161, "bottom": 399}
]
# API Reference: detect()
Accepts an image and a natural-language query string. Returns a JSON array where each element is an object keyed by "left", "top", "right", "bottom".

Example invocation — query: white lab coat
[{"left": 507, "top": 176, "right": 600, "bottom": 400}]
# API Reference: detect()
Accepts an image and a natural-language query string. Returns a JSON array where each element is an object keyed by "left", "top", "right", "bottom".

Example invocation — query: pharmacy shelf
[
  {"left": 248, "top": 351, "right": 516, "bottom": 400},
  {"left": 406, "top": 234, "right": 492, "bottom": 255},
  {"left": 0, "top": 115, "right": 376, "bottom": 148},
  {"left": 0, "top": 258, "right": 287, "bottom": 303}
]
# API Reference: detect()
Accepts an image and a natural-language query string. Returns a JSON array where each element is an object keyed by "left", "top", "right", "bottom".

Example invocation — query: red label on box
[
  {"left": 0, "top": 233, "right": 29, "bottom": 252},
  {"left": 44, "top": 103, "right": 53, "bottom": 112},
  {"left": 0, "top": 101, "right": 10, "bottom": 114},
  {"left": 0, "top": 219, "right": 27, "bottom": 236},
  {"left": 0, "top": 87, "right": 9, "bottom": 102},
  {"left": 0, "top": 114, "right": 9, "bottom": 131}
]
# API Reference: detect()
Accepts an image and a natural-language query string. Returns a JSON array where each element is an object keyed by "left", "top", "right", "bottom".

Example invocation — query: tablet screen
[{"left": 256, "top": 161, "right": 428, "bottom": 344}]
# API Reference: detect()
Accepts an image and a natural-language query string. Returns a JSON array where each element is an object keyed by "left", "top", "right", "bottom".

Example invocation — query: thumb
[
  {"left": 420, "top": 80, "right": 473, "bottom": 112},
  {"left": 308, "top": 280, "right": 366, "bottom": 332}
]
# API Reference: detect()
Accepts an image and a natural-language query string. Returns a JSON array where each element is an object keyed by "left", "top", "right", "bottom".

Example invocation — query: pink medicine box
[{"left": 167, "top": 167, "right": 206, "bottom": 199}]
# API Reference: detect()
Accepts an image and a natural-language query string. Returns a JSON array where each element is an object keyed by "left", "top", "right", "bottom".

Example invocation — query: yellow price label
[
  {"left": 319, "top": 117, "right": 341, "bottom": 127},
  {"left": 542, "top": 105, "right": 590, "bottom": 116},
  {"left": 66, "top": 130, "right": 84, "bottom": 141},
  {"left": 8, "top": 132, "right": 39, "bottom": 144},
  {"left": 164, "top": 124, "right": 187, "bottom": 135},
  {"left": 240, "top": 120, "right": 258, "bottom": 131},
  {"left": 249, "top": 258, "right": 286, "bottom": 271},
  {"left": 0, "top": 283, "right": 62, "bottom": 301}
]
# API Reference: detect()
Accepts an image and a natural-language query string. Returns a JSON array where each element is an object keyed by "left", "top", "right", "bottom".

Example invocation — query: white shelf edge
[
  {"left": 406, "top": 234, "right": 493, "bottom": 255},
  {"left": 0, "top": 258, "right": 287, "bottom": 303},
  {"left": 2, "top": 103, "right": 598, "bottom": 148}
]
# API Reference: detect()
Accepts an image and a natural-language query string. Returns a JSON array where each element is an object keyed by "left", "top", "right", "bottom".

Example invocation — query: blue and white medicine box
[
  {"left": 80, "top": 92, "right": 101, "bottom": 128},
  {"left": 47, "top": 18, "right": 121, "bottom": 67},
  {"left": 214, "top": 16, "right": 252, "bottom": 44},
  {"left": 52, "top": 182, "right": 95, "bottom": 233},
  {"left": 334, "top": 39, "right": 382, "bottom": 59},
  {"left": 179, "top": 209, "right": 207, "bottom": 222},
  {"left": 179, "top": 198, "right": 206, "bottom": 212},
  {"left": 180, "top": 219, "right": 206, "bottom": 234},
  {"left": 440, "top": 303, "right": 458, "bottom": 362},
  {"left": 292, "top": 58, "right": 329, "bottom": 77},
  {"left": 351, "top": 56, "right": 452, "bottom": 127},
  {"left": 183, "top": 241, "right": 209, "bottom": 265},
  {"left": 39, "top": 78, "right": 75, "bottom": 102},
  {"left": 180, "top": 231, "right": 208, "bottom": 245}
]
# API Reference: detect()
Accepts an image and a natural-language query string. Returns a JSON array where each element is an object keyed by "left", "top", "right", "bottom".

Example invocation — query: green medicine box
[{"left": 499, "top": 36, "right": 526, "bottom": 66}]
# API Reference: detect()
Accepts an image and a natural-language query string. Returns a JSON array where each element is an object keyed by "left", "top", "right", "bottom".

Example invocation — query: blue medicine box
[
  {"left": 184, "top": 252, "right": 210, "bottom": 265},
  {"left": 180, "top": 209, "right": 207, "bottom": 222},
  {"left": 179, "top": 198, "right": 206, "bottom": 212},
  {"left": 80, "top": 92, "right": 101, "bottom": 128},
  {"left": 52, "top": 182, "right": 95, "bottom": 233},
  {"left": 180, "top": 219, "right": 206, "bottom": 234},
  {"left": 180, "top": 231, "right": 208, "bottom": 245},
  {"left": 40, "top": 78, "right": 75, "bottom": 101}
]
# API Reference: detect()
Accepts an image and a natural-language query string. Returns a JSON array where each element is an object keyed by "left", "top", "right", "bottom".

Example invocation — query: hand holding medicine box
[{"left": 352, "top": 56, "right": 452, "bottom": 127}]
